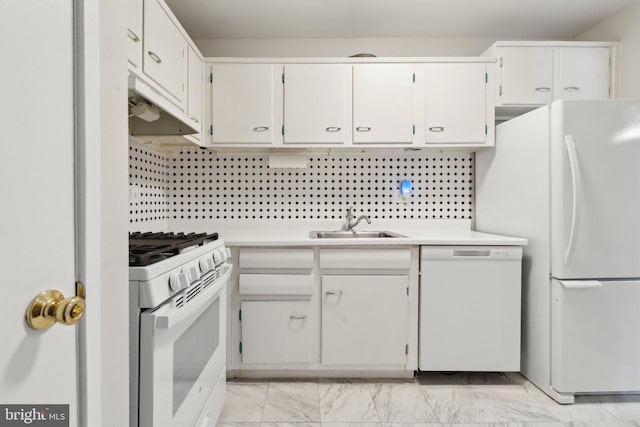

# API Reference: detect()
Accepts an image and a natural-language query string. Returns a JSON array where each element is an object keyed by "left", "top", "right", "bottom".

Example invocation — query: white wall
[
  {"left": 576, "top": 1, "right": 640, "bottom": 98},
  {"left": 195, "top": 37, "right": 515, "bottom": 57}
]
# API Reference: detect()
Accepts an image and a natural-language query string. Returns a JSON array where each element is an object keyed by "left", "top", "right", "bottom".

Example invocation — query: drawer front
[
  {"left": 319, "top": 248, "right": 410, "bottom": 270},
  {"left": 241, "top": 300, "right": 310, "bottom": 364},
  {"left": 239, "top": 248, "right": 314, "bottom": 269},
  {"left": 239, "top": 274, "right": 313, "bottom": 296}
]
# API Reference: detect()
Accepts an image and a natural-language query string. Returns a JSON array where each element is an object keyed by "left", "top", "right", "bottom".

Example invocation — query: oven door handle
[{"left": 154, "top": 265, "right": 231, "bottom": 331}]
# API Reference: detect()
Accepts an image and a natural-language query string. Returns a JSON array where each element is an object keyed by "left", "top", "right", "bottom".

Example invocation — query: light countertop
[{"left": 168, "top": 219, "right": 528, "bottom": 247}]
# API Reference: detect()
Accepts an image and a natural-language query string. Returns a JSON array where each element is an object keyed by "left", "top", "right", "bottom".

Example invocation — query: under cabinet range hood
[{"left": 128, "top": 74, "right": 198, "bottom": 137}]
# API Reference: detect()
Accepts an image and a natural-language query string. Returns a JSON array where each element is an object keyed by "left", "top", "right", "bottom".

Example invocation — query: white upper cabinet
[
  {"left": 484, "top": 42, "right": 616, "bottom": 109},
  {"left": 283, "top": 64, "right": 349, "bottom": 144},
  {"left": 186, "top": 46, "right": 203, "bottom": 140},
  {"left": 210, "top": 64, "right": 279, "bottom": 144},
  {"left": 498, "top": 47, "right": 554, "bottom": 105},
  {"left": 143, "top": 0, "right": 187, "bottom": 108},
  {"left": 127, "top": 0, "right": 143, "bottom": 70},
  {"left": 425, "top": 63, "right": 487, "bottom": 144},
  {"left": 353, "top": 64, "right": 417, "bottom": 144},
  {"left": 555, "top": 47, "right": 611, "bottom": 100}
]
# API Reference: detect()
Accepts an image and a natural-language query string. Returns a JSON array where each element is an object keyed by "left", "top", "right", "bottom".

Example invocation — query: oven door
[{"left": 139, "top": 265, "right": 231, "bottom": 427}]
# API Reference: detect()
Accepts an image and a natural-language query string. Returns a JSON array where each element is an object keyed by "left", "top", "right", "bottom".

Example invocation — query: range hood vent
[{"left": 128, "top": 73, "right": 197, "bottom": 137}]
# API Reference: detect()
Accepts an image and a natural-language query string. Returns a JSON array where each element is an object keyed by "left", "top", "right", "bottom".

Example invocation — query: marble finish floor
[{"left": 216, "top": 373, "right": 640, "bottom": 427}]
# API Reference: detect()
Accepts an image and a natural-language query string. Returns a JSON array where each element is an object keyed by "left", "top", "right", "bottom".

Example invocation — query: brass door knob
[{"left": 25, "top": 289, "right": 86, "bottom": 330}]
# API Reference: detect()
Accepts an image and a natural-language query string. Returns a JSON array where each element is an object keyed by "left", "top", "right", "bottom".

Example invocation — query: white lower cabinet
[
  {"left": 322, "top": 275, "right": 409, "bottom": 365},
  {"left": 241, "top": 300, "right": 311, "bottom": 364}
]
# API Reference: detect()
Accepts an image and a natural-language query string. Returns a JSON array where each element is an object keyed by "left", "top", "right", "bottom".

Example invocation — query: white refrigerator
[{"left": 476, "top": 100, "right": 640, "bottom": 404}]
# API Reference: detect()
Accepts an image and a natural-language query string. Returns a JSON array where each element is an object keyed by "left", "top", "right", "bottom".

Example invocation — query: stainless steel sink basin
[{"left": 309, "top": 230, "right": 406, "bottom": 239}]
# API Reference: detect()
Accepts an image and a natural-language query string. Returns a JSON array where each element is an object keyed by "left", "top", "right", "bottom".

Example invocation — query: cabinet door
[
  {"left": 555, "top": 48, "right": 611, "bottom": 101},
  {"left": 499, "top": 47, "right": 553, "bottom": 105},
  {"left": 284, "top": 64, "right": 348, "bottom": 144},
  {"left": 187, "top": 46, "right": 203, "bottom": 136},
  {"left": 425, "top": 63, "right": 487, "bottom": 144},
  {"left": 322, "top": 275, "right": 408, "bottom": 365},
  {"left": 127, "top": 0, "right": 143, "bottom": 69},
  {"left": 143, "top": 0, "right": 187, "bottom": 107},
  {"left": 353, "top": 64, "right": 416, "bottom": 144},
  {"left": 241, "top": 301, "right": 310, "bottom": 364},
  {"left": 211, "top": 64, "right": 278, "bottom": 144}
]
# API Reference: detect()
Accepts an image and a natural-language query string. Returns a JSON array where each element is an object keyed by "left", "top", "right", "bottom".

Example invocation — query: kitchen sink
[{"left": 309, "top": 230, "right": 407, "bottom": 239}]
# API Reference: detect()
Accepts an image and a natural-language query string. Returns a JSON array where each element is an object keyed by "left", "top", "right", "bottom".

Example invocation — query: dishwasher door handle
[{"left": 453, "top": 250, "right": 491, "bottom": 257}]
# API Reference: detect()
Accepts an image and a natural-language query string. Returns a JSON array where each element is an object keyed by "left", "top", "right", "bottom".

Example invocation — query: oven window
[{"left": 173, "top": 297, "right": 220, "bottom": 415}]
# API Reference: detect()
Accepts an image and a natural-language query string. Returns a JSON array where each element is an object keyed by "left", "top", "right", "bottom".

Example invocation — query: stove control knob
[
  {"left": 225, "top": 247, "right": 232, "bottom": 259},
  {"left": 213, "top": 251, "right": 223, "bottom": 265},
  {"left": 169, "top": 271, "right": 189, "bottom": 292},
  {"left": 187, "top": 266, "right": 200, "bottom": 283},
  {"left": 200, "top": 257, "right": 215, "bottom": 273}
]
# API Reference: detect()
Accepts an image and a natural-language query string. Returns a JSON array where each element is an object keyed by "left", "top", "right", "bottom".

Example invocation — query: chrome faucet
[{"left": 343, "top": 207, "right": 371, "bottom": 232}]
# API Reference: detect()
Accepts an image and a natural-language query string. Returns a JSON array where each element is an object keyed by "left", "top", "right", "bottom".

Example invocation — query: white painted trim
[
  {"left": 205, "top": 57, "right": 497, "bottom": 64},
  {"left": 488, "top": 41, "right": 618, "bottom": 48}
]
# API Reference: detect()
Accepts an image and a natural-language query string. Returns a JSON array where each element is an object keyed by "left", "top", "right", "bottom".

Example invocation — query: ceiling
[{"left": 164, "top": 0, "right": 632, "bottom": 40}]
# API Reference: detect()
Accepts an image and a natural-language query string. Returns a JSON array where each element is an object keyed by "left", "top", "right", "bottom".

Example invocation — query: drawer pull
[
  {"left": 289, "top": 315, "right": 308, "bottom": 320},
  {"left": 429, "top": 126, "right": 445, "bottom": 132},
  {"left": 252, "top": 126, "right": 269, "bottom": 132},
  {"left": 564, "top": 86, "right": 581, "bottom": 92},
  {"left": 127, "top": 29, "right": 140, "bottom": 42},
  {"left": 147, "top": 51, "right": 162, "bottom": 64},
  {"left": 453, "top": 250, "right": 491, "bottom": 257},
  {"left": 534, "top": 87, "right": 551, "bottom": 92},
  {"left": 190, "top": 117, "right": 199, "bottom": 124},
  {"left": 356, "top": 126, "right": 371, "bottom": 132},
  {"left": 325, "top": 126, "right": 341, "bottom": 132},
  {"left": 325, "top": 290, "right": 343, "bottom": 295}
]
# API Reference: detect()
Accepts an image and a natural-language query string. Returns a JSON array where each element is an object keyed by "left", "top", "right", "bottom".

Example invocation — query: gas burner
[{"left": 129, "top": 231, "right": 219, "bottom": 266}]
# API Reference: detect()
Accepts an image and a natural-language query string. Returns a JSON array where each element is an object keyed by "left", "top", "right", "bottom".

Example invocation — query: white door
[
  {"left": 499, "top": 47, "right": 553, "bottom": 105},
  {"left": 551, "top": 279, "right": 640, "bottom": 392},
  {"left": 555, "top": 48, "right": 611, "bottom": 101},
  {"left": 283, "top": 64, "right": 348, "bottom": 144},
  {"left": 353, "top": 64, "right": 416, "bottom": 144},
  {"left": 550, "top": 100, "right": 640, "bottom": 279},
  {"left": 0, "top": 1, "right": 80, "bottom": 425},
  {"left": 425, "top": 63, "right": 487, "bottom": 144},
  {"left": 321, "top": 275, "right": 409, "bottom": 365},
  {"left": 187, "top": 46, "right": 203, "bottom": 137},
  {"left": 127, "top": 0, "right": 143, "bottom": 69},
  {"left": 210, "top": 64, "right": 279, "bottom": 144}
]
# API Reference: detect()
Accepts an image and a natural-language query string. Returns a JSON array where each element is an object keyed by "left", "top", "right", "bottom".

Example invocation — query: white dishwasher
[{"left": 419, "top": 246, "right": 522, "bottom": 372}]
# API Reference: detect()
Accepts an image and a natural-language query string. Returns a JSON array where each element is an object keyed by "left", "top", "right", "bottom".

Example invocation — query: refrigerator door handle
[
  {"left": 564, "top": 135, "right": 581, "bottom": 264},
  {"left": 558, "top": 280, "right": 602, "bottom": 289}
]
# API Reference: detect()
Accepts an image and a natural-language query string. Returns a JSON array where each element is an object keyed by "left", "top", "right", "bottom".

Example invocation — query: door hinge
[
  {"left": 405, "top": 344, "right": 409, "bottom": 355},
  {"left": 412, "top": 73, "right": 415, "bottom": 83},
  {"left": 499, "top": 57, "right": 503, "bottom": 67},
  {"left": 239, "top": 309, "right": 242, "bottom": 321},
  {"left": 281, "top": 125, "right": 285, "bottom": 135},
  {"left": 239, "top": 342, "right": 243, "bottom": 353},
  {"left": 209, "top": 72, "right": 213, "bottom": 84},
  {"left": 209, "top": 125, "right": 213, "bottom": 135},
  {"left": 282, "top": 73, "right": 285, "bottom": 84}
]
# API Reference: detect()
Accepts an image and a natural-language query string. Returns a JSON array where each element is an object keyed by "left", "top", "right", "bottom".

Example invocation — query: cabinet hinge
[
  {"left": 209, "top": 125, "right": 213, "bottom": 135},
  {"left": 405, "top": 344, "right": 409, "bottom": 355},
  {"left": 239, "top": 342, "right": 243, "bottom": 354},
  {"left": 485, "top": 124, "right": 488, "bottom": 135},
  {"left": 282, "top": 73, "right": 285, "bottom": 84},
  {"left": 412, "top": 73, "right": 415, "bottom": 83},
  {"left": 209, "top": 73, "right": 213, "bottom": 84},
  {"left": 499, "top": 85, "right": 503, "bottom": 96},
  {"left": 412, "top": 125, "right": 415, "bottom": 135},
  {"left": 281, "top": 125, "right": 285, "bottom": 135},
  {"left": 239, "top": 309, "right": 242, "bottom": 321},
  {"left": 485, "top": 73, "right": 488, "bottom": 83},
  {"left": 499, "top": 57, "right": 503, "bottom": 67},
  {"left": 406, "top": 286, "right": 409, "bottom": 296}
]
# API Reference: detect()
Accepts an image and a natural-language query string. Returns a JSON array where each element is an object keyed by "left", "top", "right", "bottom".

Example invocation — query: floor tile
[
  {"left": 262, "top": 382, "right": 320, "bottom": 422},
  {"left": 319, "top": 383, "right": 379, "bottom": 422},
  {"left": 219, "top": 384, "right": 268, "bottom": 422},
  {"left": 420, "top": 385, "right": 501, "bottom": 423},
  {"left": 470, "top": 385, "right": 558, "bottom": 423},
  {"left": 369, "top": 383, "right": 438, "bottom": 422}
]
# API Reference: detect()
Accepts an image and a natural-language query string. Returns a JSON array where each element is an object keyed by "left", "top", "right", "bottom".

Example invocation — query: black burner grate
[{"left": 129, "top": 232, "right": 219, "bottom": 267}]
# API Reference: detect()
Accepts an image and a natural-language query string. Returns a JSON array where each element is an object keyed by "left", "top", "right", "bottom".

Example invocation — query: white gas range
[{"left": 129, "top": 232, "right": 231, "bottom": 427}]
